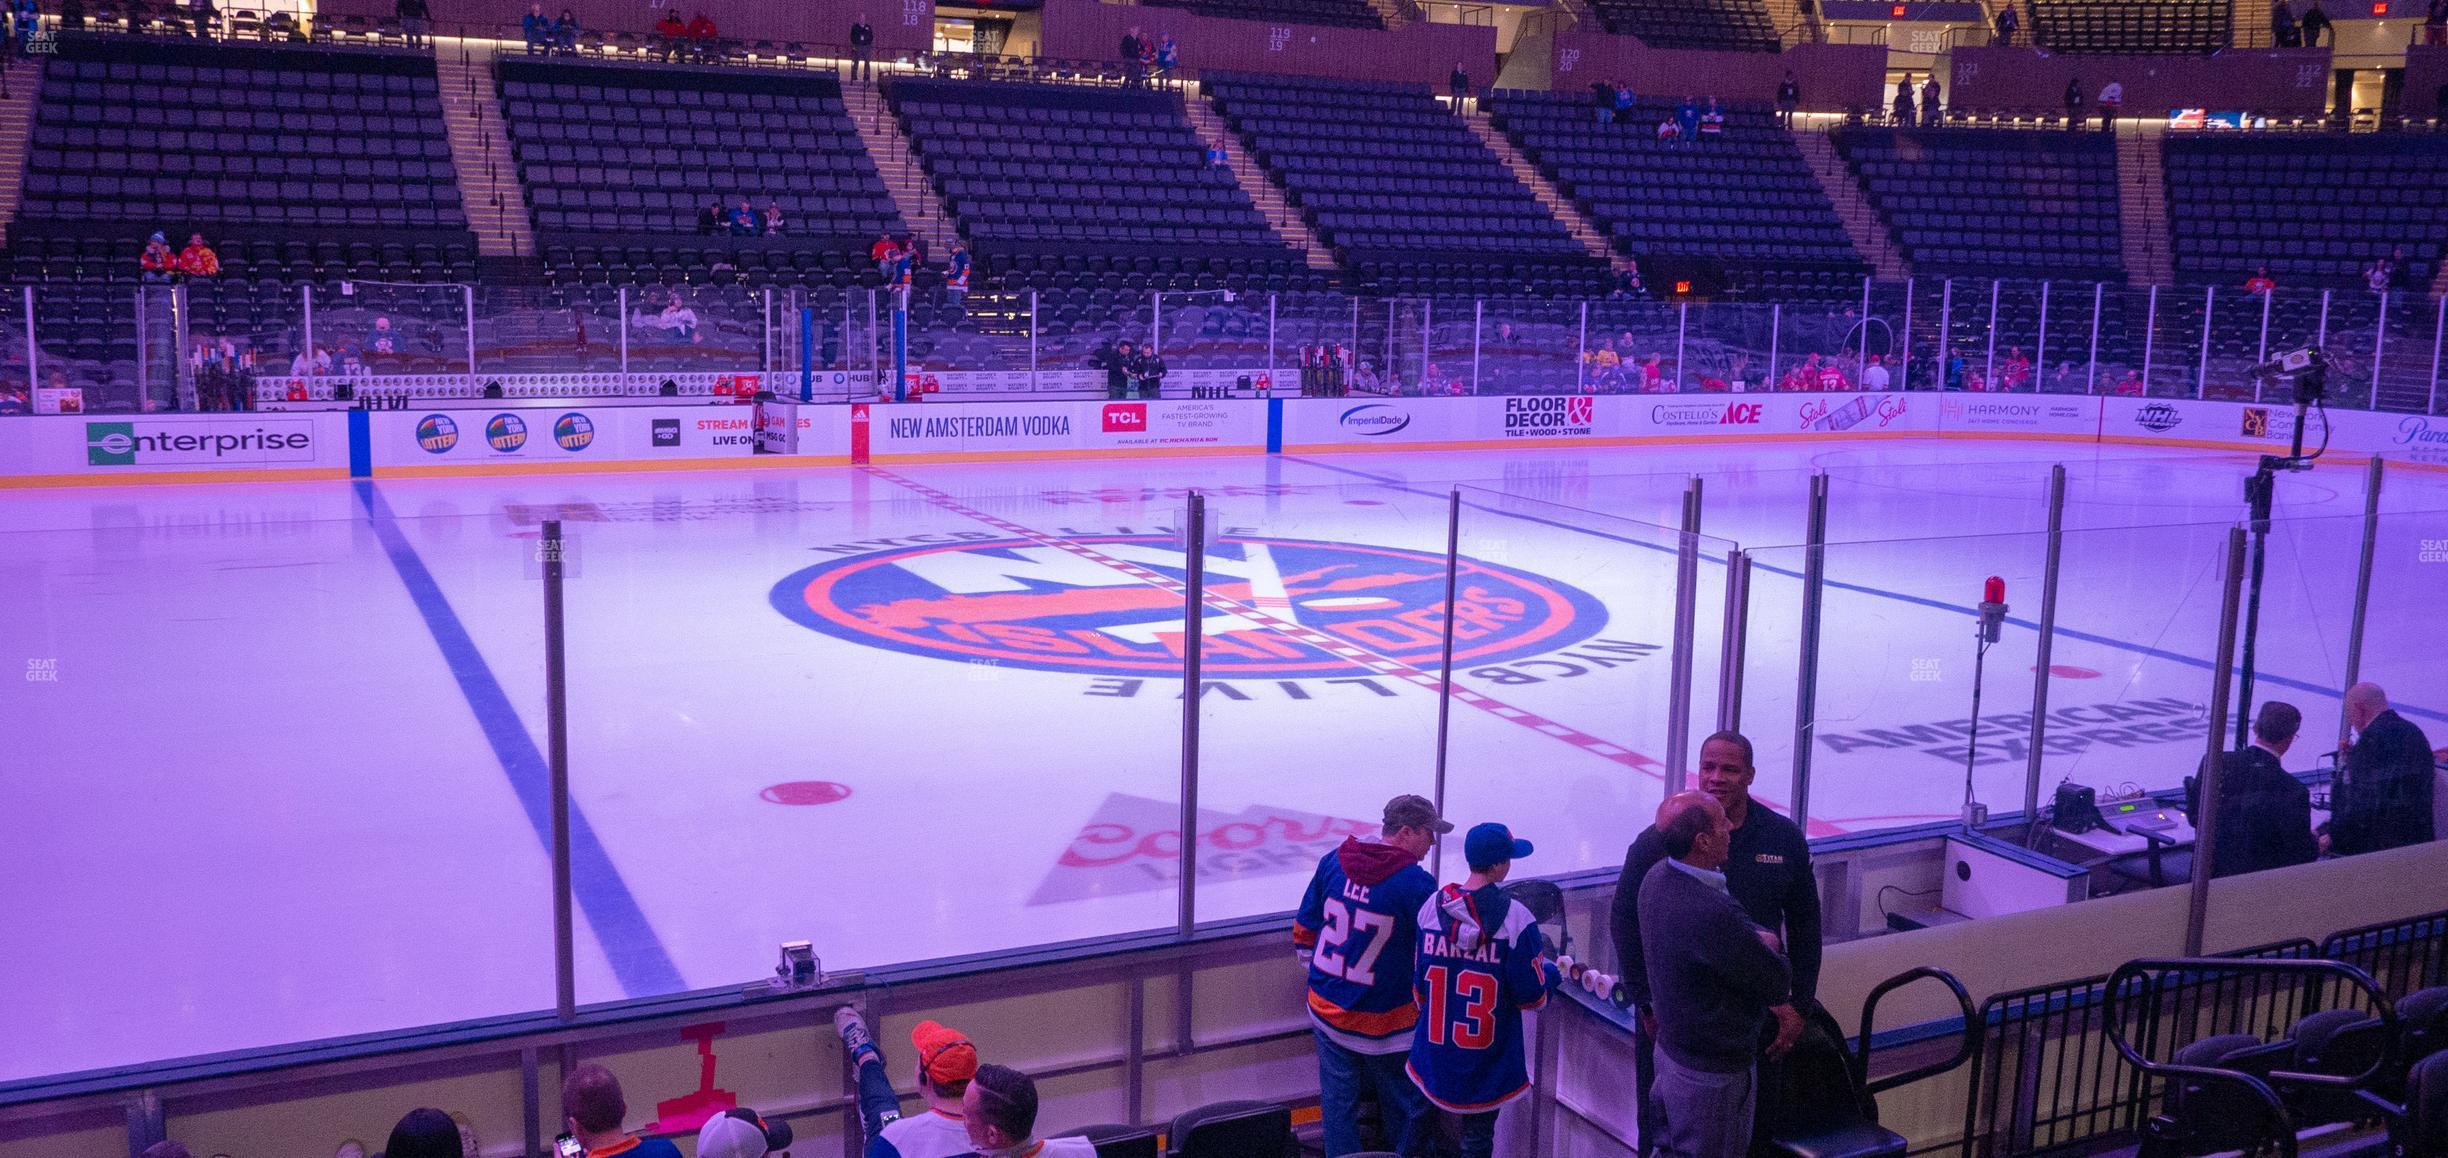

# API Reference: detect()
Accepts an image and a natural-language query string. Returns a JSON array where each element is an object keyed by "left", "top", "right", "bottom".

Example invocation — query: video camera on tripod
[{"left": 2247, "top": 345, "right": 2331, "bottom": 408}]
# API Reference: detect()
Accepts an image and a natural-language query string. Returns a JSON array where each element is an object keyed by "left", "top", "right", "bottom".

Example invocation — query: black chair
[
  {"left": 1055, "top": 1124, "right": 1160, "bottom": 1158},
  {"left": 1165, "top": 1100, "right": 1292, "bottom": 1158},
  {"left": 2408, "top": 1051, "right": 2448, "bottom": 1154}
]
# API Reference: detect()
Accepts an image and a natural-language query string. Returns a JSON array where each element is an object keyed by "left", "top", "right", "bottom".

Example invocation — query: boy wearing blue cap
[{"left": 1406, "top": 823, "right": 1559, "bottom": 1157}]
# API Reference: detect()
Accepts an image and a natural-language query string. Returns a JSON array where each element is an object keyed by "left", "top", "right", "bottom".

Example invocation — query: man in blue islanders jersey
[
  {"left": 1407, "top": 823, "right": 1559, "bottom": 1158},
  {"left": 1294, "top": 794, "right": 1451, "bottom": 1157}
]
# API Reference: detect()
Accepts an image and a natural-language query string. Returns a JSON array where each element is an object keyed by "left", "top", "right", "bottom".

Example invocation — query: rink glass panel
[
  {"left": 557, "top": 492, "right": 1185, "bottom": 1004},
  {"left": 0, "top": 511, "right": 556, "bottom": 1081}
]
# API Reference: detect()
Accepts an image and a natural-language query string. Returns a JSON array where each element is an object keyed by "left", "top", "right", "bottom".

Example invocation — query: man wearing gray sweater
[{"left": 1637, "top": 791, "right": 1797, "bottom": 1158}]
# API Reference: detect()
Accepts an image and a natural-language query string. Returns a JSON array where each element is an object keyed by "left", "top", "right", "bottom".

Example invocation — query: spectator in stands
[
  {"left": 943, "top": 241, "right": 971, "bottom": 315},
  {"left": 1635, "top": 789, "right": 1799, "bottom": 1158},
  {"left": 1943, "top": 346, "right": 1966, "bottom": 392},
  {"left": 1295, "top": 794, "right": 1445, "bottom": 1157},
  {"left": 176, "top": 234, "right": 220, "bottom": 280},
  {"left": 2272, "top": 0, "right": 2300, "bottom": 45},
  {"left": 2001, "top": 346, "right": 2032, "bottom": 391},
  {"left": 903, "top": 231, "right": 930, "bottom": 273},
  {"left": 1776, "top": 72, "right": 1800, "bottom": 128},
  {"left": 2329, "top": 683, "right": 2436, "bottom": 856},
  {"left": 2185, "top": 701, "right": 2319, "bottom": 879},
  {"left": 1098, "top": 339, "right": 1137, "bottom": 400},
  {"left": 2063, "top": 78, "right": 2085, "bottom": 132},
  {"left": 523, "top": 2, "right": 551, "bottom": 54},
  {"left": 1592, "top": 79, "right": 1618, "bottom": 124},
  {"left": 189, "top": 0, "right": 217, "bottom": 40},
  {"left": 1861, "top": 353, "right": 1891, "bottom": 390},
  {"left": 1614, "top": 82, "right": 1636, "bottom": 124},
  {"left": 1205, "top": 142, "right": 1228, "bottom": 168},
  {"left": 1587, "top": 337, "right": 1623, "bottom": 389},
  {"left": 1657, "top": 113, "right": 1682, "bottom": 142},
  {"left": 727, "top": 198, "right": 757, "bottom": 236},
  {"left": 555, "top": 8, "right": 579, "bottom": 53},
  {"left": 392, "top": 0, "right": 429, "bottom": 46},
  {"left": 1779, "top": 353, "right": 1818, "bottom": 391},
  {"left": 659, "top": 293, "right": 702, "bottom": 344},
  {"left": 962, "top": 1065, "right": 1095, "bottom": 1156},
  {"left": 1642, "top": 352, "right": 1670, "bottom": 392},
  {"left": 2427, "top": 0, "right": 2446, "bottom": 45},
  {"left": 2301, "top": 0, "right": 2332, "bottom": 45},
  {"left": 2245, "top": 264, "right": 2277, "bottom": 295},
  {"left": 1921, "top": 74, "right": 1941, "bottom": 126},
  {"left": 139, "top": 232, "right": 175, "bottom": 282},
  {"left": 654, "top": 10, "right": 686, "bottom": 59},
  {"left": 2366, "top": 253, "right": 2396, "bottom": 294},
  {"left": 1676, "top": 97, "right": 1701, "bottom": 142},
  {"left": 685, "top": 11, "right": 719, "bottom": 61},
  {"left": 834, "top": 1009, "right": 978, "bottom": 1158},
  {"left": 382, "top": 1109, "right": 465, "bottom": 1158},
  {"left": 2114, "top": 368, "right": 2145, "bottom": 395},
  {"left": 699, "top": 199, "right": 727, "bottom": 234},
  {"left": 60, "top": 0, "right": 84, "bottom": 31},
  {"left": 1450, "top": 62, "right": 1473, "bottom": 107},
  {"left": 2389, "top": 244, "right": 2415, "bottom": 291},
  {"left": 1119, "top": 26, "right": 1144, "bottom": 87},
  {"left": 763, "top": 200, "right": 786, "bottom": 236},
  {"left": 1700, "top": 98, "right": 1725, "bottom": 141},
  {"left": 1409, "top": 823, "right": 1556, "bottom": 1158},
  {"left": 696, "top": 1113, "right": 767, "bottom": 1158},
  {"left": 1892, "top": 77, "right": 1915, "bottom": 126},
  {"left": 1797, "top": 0, "right": 1821, "bottom": 40},
  {"left": 290, "top": 345, "right": 332, "bottom": 376},
  {"left": 870, "top": 232, "right": 901, "bottom": 281},
  {"left": 2096, "top": 79, "right": 2124, "bottom": 131},
  {"left": 1996, "top": 2, "right": 2021, "bottom": 44},
  {"left": 849, "top": 14, "right": 874, "bottom": 79},
  {"left": 1351, "top": 360, "right": 1382, "bottom": 394}
]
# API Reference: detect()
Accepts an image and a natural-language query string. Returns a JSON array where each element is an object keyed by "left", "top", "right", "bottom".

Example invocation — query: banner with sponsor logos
[
  {"left": 0, "top": 411, "right": 351, "bottom": 482},
  {"left": 1281, "top": 392, "right": 1931, "bottom": 449},
  {"left": 1935, "top": 395, "right": 2106, "bottom": 439},
  {"left": 856, "top": 398, "right": 1266, "bottom": 461},
  {"left": 369, "top": 403, "right": 850, "bottom": 469}
]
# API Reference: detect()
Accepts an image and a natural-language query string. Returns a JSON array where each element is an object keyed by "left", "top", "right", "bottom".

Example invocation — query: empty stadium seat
[
  {"left": 1208, "top": 73, "right": 1605, "bottom": 297},
  {"left": 1139, "top": 0, "right": 1383, "bottom": 29},
  {"left": 889, "top": 76, "right": 1306, "bottom": 291},
  {"left": 1836, "top": 127, "right": 2124, "bottom": 281},
  {"left": 495, "top": 56, "right": 901, "bottom": 287},
  {"left": 2030, "top": 0, "right": 2232, "bottom": 53},
  {"left": 1589, "top": 0, "right": 1782, "bottom": 51},
  {"left": 1485, "top": 89, "right": 1865, "bottom": 300},
  {"left": 2162, "top": 134, "right": 2448, "bottom": 292}
]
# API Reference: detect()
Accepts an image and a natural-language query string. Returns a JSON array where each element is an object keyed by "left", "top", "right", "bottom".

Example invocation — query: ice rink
[{"left": 6, "top": 437, "right": 2445, "bottom": 1083}]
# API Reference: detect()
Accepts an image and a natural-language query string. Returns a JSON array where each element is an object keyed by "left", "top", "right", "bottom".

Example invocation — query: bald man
[
  {"left": 1636, "top": 791, "right": 1794, "bottom": 1158},
  {"left": 2329, "top": 683, "right": 2435, "bottom": 856}
]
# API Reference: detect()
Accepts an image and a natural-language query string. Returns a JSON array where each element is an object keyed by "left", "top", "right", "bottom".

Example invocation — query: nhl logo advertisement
[
  {"left": 366, "top": 404, "right": 850, "bottom": 474},
  {"left": 742, "top": 487, "right": 1696, "bottom": 948}
]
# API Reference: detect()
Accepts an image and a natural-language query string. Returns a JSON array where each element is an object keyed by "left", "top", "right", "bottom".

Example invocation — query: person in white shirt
[
  {"left": 836, "top": 1009, "right": 982, "bottom": 1158},
  {"left": 2097, "top": 80, "right": 2124, "bottom": 131},
  {"left": 1860, "top": 354, "right": 1891, "bottom": 391},
  {"left": 961, "top": 1065, "right": 1098, "bottom": 1157}
]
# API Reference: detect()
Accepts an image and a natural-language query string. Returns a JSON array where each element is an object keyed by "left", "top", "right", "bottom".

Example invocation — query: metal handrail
[{"left": 1858, "top": 965, "right": 1981, "bottom": 1097}]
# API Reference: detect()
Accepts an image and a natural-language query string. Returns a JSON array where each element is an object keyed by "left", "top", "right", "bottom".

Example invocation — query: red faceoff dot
[{"left": 761, "top": 781, "right": 853, "bottom": 805}]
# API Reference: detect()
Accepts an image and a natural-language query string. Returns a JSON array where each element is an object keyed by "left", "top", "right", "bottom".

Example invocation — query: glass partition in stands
[
  {"left": 2, "top": 280, "right": 2445, "bottom": 413},
  {"left": 0, "top": 513, "right": 557, "bottom": 1082}
]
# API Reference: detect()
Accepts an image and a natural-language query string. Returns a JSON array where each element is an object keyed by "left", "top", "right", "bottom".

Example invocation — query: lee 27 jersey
[{"left": 1295, "top": 840, "right": 1439, "bottom": 1055}]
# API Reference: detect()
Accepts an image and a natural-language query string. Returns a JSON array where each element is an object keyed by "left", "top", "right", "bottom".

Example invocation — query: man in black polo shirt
[{"left": 1613, "top": 731, "right": 1818, "bottom": 1148}]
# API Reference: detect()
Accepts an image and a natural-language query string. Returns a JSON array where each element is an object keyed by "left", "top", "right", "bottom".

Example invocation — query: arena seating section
[
  {"left": 886, "top": 77, "right": 1307, "bottom": 289},
  {"left": 2027, "top": 0, "right": 2232, "bottom": 53},
  {"left": 7, "top": 35, "right": 476, "bottom": 402},
  {"left": 497, "top": 58, "right": 901, "bottom": 286},
  {"left": 1835, "top": 128, "right": 2124, "bottom": 281},
  {"left": 1138, "top": 0, "right": 1384, "bottom": 30},
  {"left": 1588, "top": 0, "right": 1782, "bottom": 51},
  {"left": 2161, "top": 135, "right": 2448, "bottom": 289},
  {"left": 1487, "top": 90, "right": 1865, "bottom": 300},
  {"left": 1206, "top": 74, "right": 1606, "bottom": 297}
]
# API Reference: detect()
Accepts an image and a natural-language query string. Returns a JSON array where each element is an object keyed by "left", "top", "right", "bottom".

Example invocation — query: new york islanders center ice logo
[{"left": 772, "top": 536, "right": 1609, "bottom": 679}]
